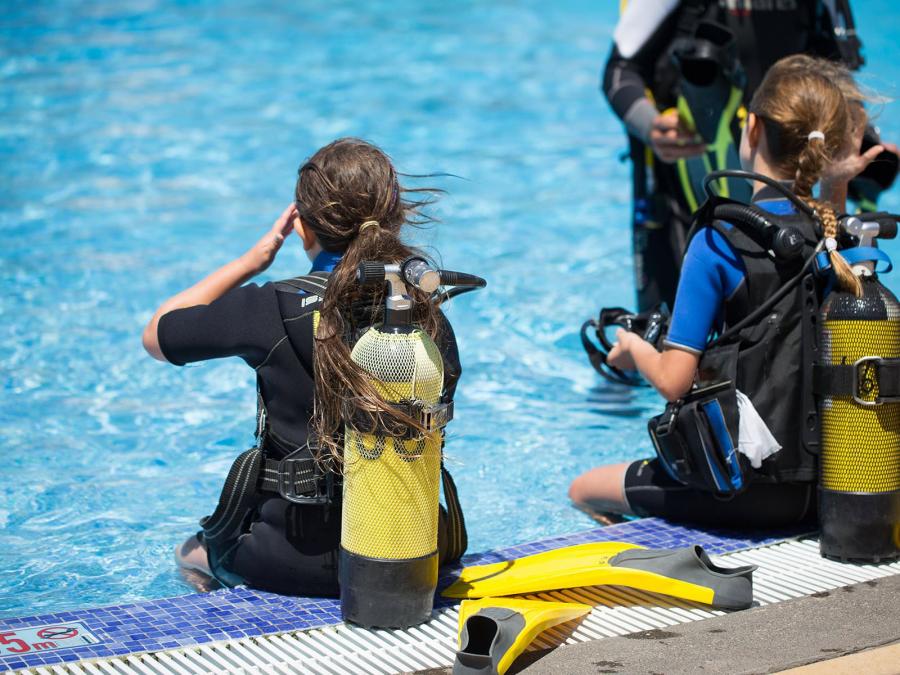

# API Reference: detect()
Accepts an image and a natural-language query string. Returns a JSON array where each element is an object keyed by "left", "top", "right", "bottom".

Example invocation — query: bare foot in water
[{"left": 175, "top": 535, "right": 220, "bottom": 592}]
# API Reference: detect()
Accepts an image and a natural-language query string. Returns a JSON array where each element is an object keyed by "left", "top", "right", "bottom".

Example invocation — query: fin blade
[
  {"left": 455, "top": 598, "right": 591, "bottom": 675},
  {"left": 443, "top": 541, "right": 644, "bottom": 599}
]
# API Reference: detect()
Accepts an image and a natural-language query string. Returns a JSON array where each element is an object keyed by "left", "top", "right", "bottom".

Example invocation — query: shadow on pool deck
[{"left": 497, "top": 574, "right": 900, "bottom": 674}]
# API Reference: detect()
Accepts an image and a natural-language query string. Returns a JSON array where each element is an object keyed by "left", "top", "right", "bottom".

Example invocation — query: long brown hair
[
  {"left": 295, "top": 138, "right": 443, "bottom": 466},
  {"left": 749, "top": 55, "right": 862, "bottom": 296}
]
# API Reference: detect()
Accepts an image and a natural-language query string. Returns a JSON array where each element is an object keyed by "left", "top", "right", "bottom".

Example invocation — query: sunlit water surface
[{"left": 3, "top": 0, "right": 900, "bottom": 617}]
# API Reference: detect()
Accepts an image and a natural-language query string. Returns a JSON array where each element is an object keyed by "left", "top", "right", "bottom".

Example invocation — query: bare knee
[
  {"left": 568, "top": 471, "right": 593, "bottom": 504},
  {"left": 568, "top": 462, "right": 632, "bottom": 513},
  {"left": 175, "top": 534, "right": 210, "bottom": 574}
]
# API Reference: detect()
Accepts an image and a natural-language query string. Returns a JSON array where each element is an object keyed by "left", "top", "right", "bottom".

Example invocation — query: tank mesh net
[
  {"left": 820, "top": 281, "right": 900, "bottom": 492},
  {"left": 341, "top": 328, "right": 444, "bottom": 559}
]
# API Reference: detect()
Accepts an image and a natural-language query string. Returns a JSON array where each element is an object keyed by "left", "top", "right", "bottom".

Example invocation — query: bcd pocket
[{"left": 648, "top": 381, "right": 749, "bottom": 496}]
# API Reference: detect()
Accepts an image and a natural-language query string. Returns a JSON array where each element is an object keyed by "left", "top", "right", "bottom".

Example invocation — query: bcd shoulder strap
[{"left": 273, "top": 270, "right": 330, "bottom": 297}]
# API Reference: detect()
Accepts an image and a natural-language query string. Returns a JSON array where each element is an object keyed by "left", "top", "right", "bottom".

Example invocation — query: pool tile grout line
[{"left": 0, "top": 517, "right": 801, "bottom": 670}]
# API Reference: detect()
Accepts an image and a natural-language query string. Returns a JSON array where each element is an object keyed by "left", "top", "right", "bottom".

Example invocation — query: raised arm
[{"left": 142, "top": 204, "right": 297, "bottom": 361}]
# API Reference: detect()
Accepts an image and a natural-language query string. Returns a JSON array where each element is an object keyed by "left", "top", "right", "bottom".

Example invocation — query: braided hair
[{"left": 749, "top": 55, "right": 862, "bottom": 296}]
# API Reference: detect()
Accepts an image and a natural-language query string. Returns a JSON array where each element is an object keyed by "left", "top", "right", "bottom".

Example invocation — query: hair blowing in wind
[{"left": 294, "top": 138, "right": 445, "bottom": 467}]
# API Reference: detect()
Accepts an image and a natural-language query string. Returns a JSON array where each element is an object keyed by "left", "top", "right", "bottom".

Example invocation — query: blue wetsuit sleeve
[{"left": 665, "top": 227, "right": 745, "bottom": 353}]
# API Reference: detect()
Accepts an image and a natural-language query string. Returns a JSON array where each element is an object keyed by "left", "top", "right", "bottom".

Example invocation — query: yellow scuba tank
[
  {"left": 340, "top": 259, "right": 477, "bottom": 628},
  {"left": 817, "top": 219, "right": 900, "bottom": 562}
]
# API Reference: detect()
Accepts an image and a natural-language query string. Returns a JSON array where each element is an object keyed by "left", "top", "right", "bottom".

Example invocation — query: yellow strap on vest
[{"left": 674, "top": 87, "right": 745, "bottom": 212}]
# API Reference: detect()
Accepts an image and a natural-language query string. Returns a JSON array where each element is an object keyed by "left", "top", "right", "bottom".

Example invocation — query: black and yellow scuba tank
[
  {"left": 812, "top": 216, "right": 900, "bottom": 562},
  {"left": 340, "top": 258, "right": 485, "bottom": 628}
]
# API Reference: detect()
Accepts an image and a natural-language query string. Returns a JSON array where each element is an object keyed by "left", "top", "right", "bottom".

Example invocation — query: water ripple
[{"left": 3, "top": 0, "right": 900, "bottom": 618}]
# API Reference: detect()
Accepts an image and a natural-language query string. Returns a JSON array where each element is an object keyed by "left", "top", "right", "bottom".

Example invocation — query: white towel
[{"left": 735, "top": 390, "right": 782, "bottom": 469}]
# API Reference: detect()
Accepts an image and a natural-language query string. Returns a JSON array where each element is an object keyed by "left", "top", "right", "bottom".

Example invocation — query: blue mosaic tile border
[{"left": 0, "top": 518, "right": 801, "bottom": 671}]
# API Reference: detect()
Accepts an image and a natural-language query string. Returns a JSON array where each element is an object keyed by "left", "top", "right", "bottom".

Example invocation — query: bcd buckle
[
  {"left": 418, "top": 400, "right": 454, "bottom": 434},
  {"left": 277, "top": 448, "right": 331, "bottom": 505},
  {"left": 654, "top": 401, "right": 681, "bottom": 436}
]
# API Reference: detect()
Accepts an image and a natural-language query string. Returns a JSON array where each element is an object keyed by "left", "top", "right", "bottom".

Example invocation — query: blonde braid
[
  {"left": 795, "top": 136, "right": 862, "bottom": 297},
  {"left": 814, "top": 200, "right": 862, "bottom": 297},
  {"left": 749, "top": 55, "right": 862, "bottom": 297}
]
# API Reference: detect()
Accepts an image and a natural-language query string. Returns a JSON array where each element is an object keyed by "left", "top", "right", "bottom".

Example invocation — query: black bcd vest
[{"left": 694, "top": 212, "right": 822, "bottom": 483}]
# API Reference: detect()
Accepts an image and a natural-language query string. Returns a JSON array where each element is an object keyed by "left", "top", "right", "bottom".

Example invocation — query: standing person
[
  {"left": 142, "top": 138, "right": 467, "bottom": 595},
  {"left": 570, "top": 56, "right": 885, "bottom": 527},
  {"left": 604, "top": 0, "right": 865, "bottom": 311}
]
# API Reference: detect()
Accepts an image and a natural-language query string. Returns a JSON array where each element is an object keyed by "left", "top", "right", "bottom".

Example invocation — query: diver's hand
[
  {"left": 649, "top": 111, "right": 706, "bottom": 163},
  {"left": 822, "top": 126, "right": 884, "bottom": 190},
  {"left": 820, "top": 124, "right": 884, "bottom": 208},
  {"left": 242, "top": 204, "right": 298, "bottom": 275},
  {"left": 607, "top": 329, "right": 638, "bottom": 372}
]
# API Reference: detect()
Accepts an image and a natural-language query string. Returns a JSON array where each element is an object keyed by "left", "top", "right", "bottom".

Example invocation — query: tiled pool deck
[{"left": 0, "top": 517, "right": 799, "bottom": 672}]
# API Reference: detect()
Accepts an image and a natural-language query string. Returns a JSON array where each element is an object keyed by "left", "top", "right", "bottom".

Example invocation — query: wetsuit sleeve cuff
[
  {"left": 157, "top": 312, "right": 187, "bottom": 366},
  {"left": 662, "top": 339, "right": 704, "bottom": 356},
  {"left": 623, "top": 98, "right": 657, "bottom": 144}
]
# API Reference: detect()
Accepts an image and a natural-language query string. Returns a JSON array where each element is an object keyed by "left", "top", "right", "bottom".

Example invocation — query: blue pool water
[{"left": 3, "top": 1, "right": 900, "bottom": 619}]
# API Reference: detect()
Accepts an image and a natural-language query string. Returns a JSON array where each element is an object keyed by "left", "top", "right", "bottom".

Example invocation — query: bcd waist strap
[
  {"left": 260, "top": 448, "right": 336, "bottom": 505},
  {"left": 813, "top": 358, "right": 900, "bottom": 406},
  {"left": 201, "top": 444, "right": 336, "bottom": 549},
  {"left": 343, "top": 400, "right": 454, "bottom": 439}
]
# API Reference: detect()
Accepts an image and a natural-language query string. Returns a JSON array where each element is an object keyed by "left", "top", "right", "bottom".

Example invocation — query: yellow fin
[
  {"left": 444, "top": 541, "right": 644, "bottom": 598},
  {"left": 455, "top": 597, "right": 591, "bottom": 674}
]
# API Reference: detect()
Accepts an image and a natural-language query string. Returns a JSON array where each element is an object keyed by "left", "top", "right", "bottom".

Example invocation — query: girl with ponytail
[
  {"left": 570, "top": 56, "right": 884, "bottom": 529},
  {"left": 142, "top": 138, "right": 463, "bottom": 594}
]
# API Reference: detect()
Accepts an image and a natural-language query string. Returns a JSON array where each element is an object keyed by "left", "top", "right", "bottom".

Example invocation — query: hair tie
[
  {"left": 808, "top": 130, "right": 825, "bottom": 142},
  {"left": 359, "top": 220, "right": 380, "bottom": 234}
]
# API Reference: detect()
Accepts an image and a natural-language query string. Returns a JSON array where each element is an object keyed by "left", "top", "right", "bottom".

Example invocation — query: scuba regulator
[{"left": 340, "top": 257, "right": 485, "bottom": 628}]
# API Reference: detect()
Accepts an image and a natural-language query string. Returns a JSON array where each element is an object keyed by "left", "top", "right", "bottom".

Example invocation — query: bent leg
[
  {"left": 569, "top": 461, "right": 634, "bottom": 518},
  {"left": 623, "top": 459, "right": 817, "bottom": 529},
  {"left": 175, "top": 534, "right": 218, "bottom": 592}
]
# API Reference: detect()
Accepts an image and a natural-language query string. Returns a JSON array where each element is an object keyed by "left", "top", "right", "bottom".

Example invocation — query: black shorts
[{"left": 624, "top": 459, "right": 817, "bottom": 529}]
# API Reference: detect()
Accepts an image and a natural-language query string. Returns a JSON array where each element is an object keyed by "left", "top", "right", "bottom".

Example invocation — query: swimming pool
[{"left": 3, "top": 0, "right": 900, "bottom": 619}]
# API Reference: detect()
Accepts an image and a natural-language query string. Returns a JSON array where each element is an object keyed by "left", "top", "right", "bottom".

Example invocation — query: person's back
[
  {"left": 142, "top": 138, "right": 467, "bottom": 595},
  {"left": 571, "top": 55, "right": 884, "bottom": 527},
  {"left": 604, "top": 0, "right": 862, "bottom": 310}
]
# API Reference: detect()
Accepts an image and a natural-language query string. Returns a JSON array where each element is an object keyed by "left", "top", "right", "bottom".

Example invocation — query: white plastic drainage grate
[{"left": 12, "top": 537, "right": 900, "bottom": 675}]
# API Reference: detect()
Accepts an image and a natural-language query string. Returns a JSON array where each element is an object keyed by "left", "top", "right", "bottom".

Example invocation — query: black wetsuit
[
  {"left": 604, "top": 0, "right": 857, "bottom": 311},
  {"left": 623, "top": 459, "right": 817, "bottom": 528},
  {"left": 159, "top": 262, "right": 462, "bottom": 595}
]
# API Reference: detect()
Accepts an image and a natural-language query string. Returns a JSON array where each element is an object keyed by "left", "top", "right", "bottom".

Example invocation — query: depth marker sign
[{"left": 0, "top": 622, "right": 101, "bottom": 656}]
